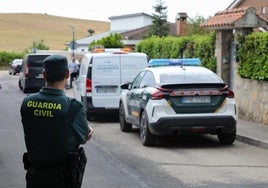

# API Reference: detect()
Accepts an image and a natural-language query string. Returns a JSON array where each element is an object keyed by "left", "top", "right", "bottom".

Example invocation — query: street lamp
[{"left": 68, "top": 25, "right": 75, "bottom": 57}]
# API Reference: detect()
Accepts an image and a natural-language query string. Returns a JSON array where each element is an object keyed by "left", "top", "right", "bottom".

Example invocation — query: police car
[{"left": 119, "top": 58, "right": 237, "bottom": 146}]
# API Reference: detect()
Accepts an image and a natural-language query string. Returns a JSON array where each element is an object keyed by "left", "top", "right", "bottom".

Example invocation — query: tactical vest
[{"left": 21, "top": 93, "right": 81, "bottom": 162}]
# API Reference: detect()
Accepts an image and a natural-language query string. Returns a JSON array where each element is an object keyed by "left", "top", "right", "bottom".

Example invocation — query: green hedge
[
  {"left": 137, "top": 32, "right": 268, "bottom": 80},
  {"left": 0, "top": 51, "right": 25, "bottom": 67},
  {"left": 237, "top": 32, "right": 268, "bottom": 81},
  {"left": 136, "top": 33, "right": 216, "bottom": 72}
]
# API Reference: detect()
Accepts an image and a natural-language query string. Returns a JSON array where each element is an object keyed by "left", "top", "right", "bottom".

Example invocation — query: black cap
[{"left": 43, "top": 55, "right": 68, "bottom": 73}]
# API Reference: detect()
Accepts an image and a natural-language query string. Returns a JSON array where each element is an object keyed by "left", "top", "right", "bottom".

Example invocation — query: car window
[
  {"left": 28, "top": 55, "right": 50, "bottom": 67},
  {"left": 13, "top": 60, "right": 22, "bottom": 65},
  {"left": 140, "top": 71, "right": 155, "bottom": 88},
  {"left": 131, "top": 71, "right": 146, "bottom": 89},
  {"left": 159, "top": 71, "right": 222, "bottom": 84}
]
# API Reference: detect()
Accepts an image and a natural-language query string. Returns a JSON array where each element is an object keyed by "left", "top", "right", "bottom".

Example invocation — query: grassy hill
[{"left": 0, "top": 13, "right": 110, "bottom": 52}]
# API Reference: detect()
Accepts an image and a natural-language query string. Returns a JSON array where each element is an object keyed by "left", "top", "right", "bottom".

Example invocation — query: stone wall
[{"left": 234, "top": 64, "right": 268, "bottom": 125}]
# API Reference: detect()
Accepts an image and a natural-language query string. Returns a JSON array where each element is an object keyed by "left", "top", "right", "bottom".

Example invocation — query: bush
[
  {"left": 237, "top": 32, "right": 268, "bottom": 81},
  {"left": 0, "top": 51, "right": 25, "bottom": 67},
  {"left": 136, "top": 33, "right": 216, "bottom": 72}
]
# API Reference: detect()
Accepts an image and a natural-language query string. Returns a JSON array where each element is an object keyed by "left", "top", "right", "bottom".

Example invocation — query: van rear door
[
  {"left": 91, "top": 54, "right": 121, "bottom": 109},
  {"left": 120, "top": 53, "right": 148, "bottom": 85}
]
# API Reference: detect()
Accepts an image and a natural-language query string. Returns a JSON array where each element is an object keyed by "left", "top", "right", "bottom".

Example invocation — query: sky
[{"left": 0, "top": 0, "right": 234, "bottom": 22}]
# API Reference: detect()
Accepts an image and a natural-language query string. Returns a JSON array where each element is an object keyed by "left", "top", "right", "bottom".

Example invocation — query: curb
[{"left": 236, "top": 134, "right": 268, "bottom": 150}]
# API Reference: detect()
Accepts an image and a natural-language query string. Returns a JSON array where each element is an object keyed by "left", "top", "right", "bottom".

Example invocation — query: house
[
  {"left": 227, "top": 0, "right": 268, "bottom": 30},
  {"left": 69, "top": 13, "right": 153, "bottom": 53},
  {"left": 228, "top": 0, "right": 268, "bottom": 17},
  {"left": 69, "top": 12, "right": 188, "bottom": 53}
]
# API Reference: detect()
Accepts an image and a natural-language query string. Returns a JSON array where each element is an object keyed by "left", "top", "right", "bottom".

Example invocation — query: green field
[{"left": 0, "top": 13, "right": 110, "bottom": 52}]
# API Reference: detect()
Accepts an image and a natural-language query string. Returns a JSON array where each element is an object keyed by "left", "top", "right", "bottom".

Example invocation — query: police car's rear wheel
[
  {"left": 140, "top": 111, "right": 156, "bottom": 146},
  {"left": 119, "top": 102, "right": 132, "bottom": 132},
  {"left": 217, "top": 131, "right": 236, "bottom": 145}
]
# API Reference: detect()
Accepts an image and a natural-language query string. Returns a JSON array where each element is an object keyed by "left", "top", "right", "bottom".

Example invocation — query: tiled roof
[
  {"left": 201, "top": 7, "right": 250, "bottom": 29},
  {"left": 120, "top": 23, "right": 176, "bottom": 40}
]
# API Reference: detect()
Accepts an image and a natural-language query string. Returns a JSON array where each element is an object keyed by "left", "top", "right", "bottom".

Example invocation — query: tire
[
  {"left": 119, "top": 102, "right": 132, "bottom": 132},
  {"left": 23, "top": 86, "right": 29, "bottom": 93},
  {"left": 18, "top": 80, "right": 23, "bottom": 90},
  {"left": 218, "top": 131, "right": 236, "bottom": 145},
  {"left": 87, "top": 113, "right": 94, "bottom": 121},
  {"left": 140, "top": 111, "right": 156, "bottom": 146}
]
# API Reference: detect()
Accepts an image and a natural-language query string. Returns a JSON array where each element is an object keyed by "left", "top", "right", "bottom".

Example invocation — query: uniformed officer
[{"left": 20, "top": 54, "right": 93, "bottom": 188}]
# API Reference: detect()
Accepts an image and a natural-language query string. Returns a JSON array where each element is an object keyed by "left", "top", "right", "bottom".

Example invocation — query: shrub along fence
[
  {"left": 136, "top": 33, "right": 217, "bottom": 72},
  {"left": 237, "top": 32, "right": 268, "bottom": 81},
  {"left": 136, "top": 32, "right": 268, "bottom": 81}
]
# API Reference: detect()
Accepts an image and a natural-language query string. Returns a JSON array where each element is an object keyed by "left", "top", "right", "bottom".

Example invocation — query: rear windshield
[
  {"left": 13, "top": 60, "right": 22, "bottom": 65},
  {"left": 27, "top": 55, "right": 50, "bottom": 67},
  {"left": 160, "top": 72, "right": 223, "bottom": 84}
]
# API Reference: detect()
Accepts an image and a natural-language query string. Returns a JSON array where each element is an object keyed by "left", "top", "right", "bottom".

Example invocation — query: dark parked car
[
  {"left": 19, "top": 54, "right": 51, "bottom": 93},
  {"left": 9, "top": 59, "right": 22, "bottom": 75}
]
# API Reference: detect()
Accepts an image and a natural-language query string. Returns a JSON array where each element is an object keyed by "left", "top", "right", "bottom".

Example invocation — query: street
[{"left": 1, "top": 70, "right": 268, "bottom": 188}]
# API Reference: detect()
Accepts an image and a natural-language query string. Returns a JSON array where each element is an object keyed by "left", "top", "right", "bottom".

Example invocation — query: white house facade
[{"left": 67, "top": 12, "right": 153, "bottom": 53}]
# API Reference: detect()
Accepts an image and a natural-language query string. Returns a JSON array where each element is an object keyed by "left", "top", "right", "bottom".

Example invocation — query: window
[
  {"left": 131, "top": 71, "right": 146, "bottom": 89},
  {"left": 140, "top": 71, "right": 155, "bottom": 88},
  {"left": 261, "top": 6, "right": 267, "bottom": 14}
]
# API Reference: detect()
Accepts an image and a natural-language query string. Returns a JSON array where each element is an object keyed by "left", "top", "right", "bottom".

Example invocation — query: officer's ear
[
  {"left": 42, "top": 70, "right": 47, "bottom": 81},
  {"left": 66, "top": 70, "right": 69, "bottom": 79}
]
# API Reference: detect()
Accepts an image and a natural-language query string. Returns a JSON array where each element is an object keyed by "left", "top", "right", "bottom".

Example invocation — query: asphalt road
[{"left": 1, "top": 70, "right": 268, "bottom": 188}]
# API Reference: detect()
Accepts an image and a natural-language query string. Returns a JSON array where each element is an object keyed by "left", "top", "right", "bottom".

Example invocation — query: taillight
[
  {"left": 220, "top": 85, "right": 234, "bottom": 98},
  {"left": 151, "top": 87, "right": 172, "bottom": 100},
  {"left": 25, "top": 63, "right": 29, "bottom": 77},
  {"left": 86, "top": 78, "right": 92, "bottom": 93}
]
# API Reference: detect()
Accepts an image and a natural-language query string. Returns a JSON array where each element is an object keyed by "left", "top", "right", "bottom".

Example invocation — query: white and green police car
[{"left": 119, "top": 58, "right": 237, "bottom": 146}]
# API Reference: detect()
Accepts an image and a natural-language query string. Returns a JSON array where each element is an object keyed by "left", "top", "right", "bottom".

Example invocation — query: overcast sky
[{"left": 0, "top": 0, "right": 234, "bottom": 22}]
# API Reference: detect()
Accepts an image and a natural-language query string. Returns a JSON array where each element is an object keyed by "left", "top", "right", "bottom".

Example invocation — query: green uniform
[{"left": 20, "top": 87, "right": 89, "bottom": 162}]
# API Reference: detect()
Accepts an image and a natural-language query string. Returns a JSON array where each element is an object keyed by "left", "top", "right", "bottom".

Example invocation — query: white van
[{"left": 74, "top": 51, "right": 148, "bottom": 118}]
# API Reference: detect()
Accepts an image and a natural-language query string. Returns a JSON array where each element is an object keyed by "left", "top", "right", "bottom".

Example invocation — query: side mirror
[{"left": 121, "top": 82, "right": 131, "bottom": 90}]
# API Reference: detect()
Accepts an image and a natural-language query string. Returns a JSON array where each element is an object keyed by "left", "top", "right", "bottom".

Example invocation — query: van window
[{"left": 86, "top": 57, "right": 93, "bottom": 79}]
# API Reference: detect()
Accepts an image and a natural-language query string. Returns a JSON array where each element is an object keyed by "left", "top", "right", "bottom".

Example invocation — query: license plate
[
  {"left": 182, "top": 96, "right": 211, "bottom": 103},
  {"left": 36, "top": 74, "right": 43, "bottom": 78},
  {"left": 96, "top": 87, "right": 117, "bottom": 93}
]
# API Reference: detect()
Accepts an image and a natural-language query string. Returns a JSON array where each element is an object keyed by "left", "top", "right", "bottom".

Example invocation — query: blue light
[{"left": 149, "top": 58, "right": 201, "bottom": 67}]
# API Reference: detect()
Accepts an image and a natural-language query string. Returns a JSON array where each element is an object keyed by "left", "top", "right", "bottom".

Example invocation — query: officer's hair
[{"left": 45, "top": 71, "right": 66, "bottom": 84}]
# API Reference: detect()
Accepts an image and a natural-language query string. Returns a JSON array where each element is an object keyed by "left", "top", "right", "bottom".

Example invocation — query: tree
[
  {"left": 184, "top": 15, "right": 212, "bottom": 36},
  {"left": 89, "top": 33, "right": 124, "bottom": 50},
  {"left": 146, "top": 0, "right": 169, "bottom": 38},
  {"left": 88, "top": 29, "right": 95, "bottom": 36},
  {"left": 25, "top": 39, "right": 49, "bottom": 53}
]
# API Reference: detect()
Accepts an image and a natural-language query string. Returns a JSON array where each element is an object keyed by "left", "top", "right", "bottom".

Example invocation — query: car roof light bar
[{"left": 149, "top": 58, "right": 201, "bottom": 67}]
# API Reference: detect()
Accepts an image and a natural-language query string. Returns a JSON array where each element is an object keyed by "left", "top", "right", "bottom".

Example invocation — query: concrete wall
[{"left": 234, "top": 63, "right": 268, "bottom": 125}]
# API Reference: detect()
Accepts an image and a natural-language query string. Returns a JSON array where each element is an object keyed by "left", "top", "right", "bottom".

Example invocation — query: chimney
[{"left": 176, "top": 12, "right": 188, "bottom": 36}]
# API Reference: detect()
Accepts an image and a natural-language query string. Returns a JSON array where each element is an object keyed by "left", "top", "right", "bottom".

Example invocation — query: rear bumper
[
  {"left": 149, "top": 115, "right": 236, "bottom": 135},
  {"left": 25, "top": 78, "right": 45, "bottom": 89},
  {"left": 84, "top": 96, "right": 118, "bottom": 115}
]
